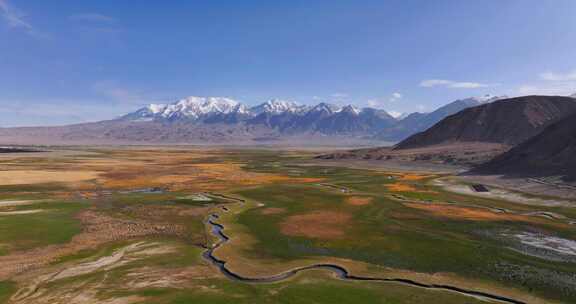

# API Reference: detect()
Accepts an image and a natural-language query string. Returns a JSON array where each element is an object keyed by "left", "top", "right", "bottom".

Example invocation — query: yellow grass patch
[
  {"left": 403, "top": 203, "right": 564, "bottom": 226},
  {"left": 96, "top": 158, "right": 323, "bottom": 191},
  {"left": 386, "top": 183, "right": 417, "bottom": 192},
  {"left": 399, "top": 173, "right": 433, "bottom": 181}
]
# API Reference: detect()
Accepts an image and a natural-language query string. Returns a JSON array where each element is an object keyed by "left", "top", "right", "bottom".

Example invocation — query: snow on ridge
[
  {"left": 311, "top": 102, "right": 341, "bottom": 113},
  {"left": 251, "top": 99, "right": 303, "bottom": 114},
  {"left": 388, "top": 111, "right": 406, "bottom": 119},
  {"left": 143, "top": 96, "right": 242, "bottom": 119},
  {"left": 468, "top": 94, "right": 508, "bottom": 103},
  {"left": 340, "top": 105, "right": 360, "bottom": 115}
]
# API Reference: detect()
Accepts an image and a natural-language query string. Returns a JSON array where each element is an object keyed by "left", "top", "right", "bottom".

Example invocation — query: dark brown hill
[
  {"left": 473, "top": 112, "right": 576, "bottom": 181},
  {"left": 395, "top": 96, "right": 576, "bottom": 150}
]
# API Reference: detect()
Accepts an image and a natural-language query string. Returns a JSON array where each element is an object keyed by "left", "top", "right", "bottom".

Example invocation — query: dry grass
[
  {"left": 260, "top": 207, "right": 286, "bottom": 215},
  {"left": 403, "top": 203, "right": 566, "bottom": 227},
  {"left": 280, "top": 211, "right": 351, "bottom": 239},
  {"left": 0, "top": 170, "right": 98, "bottom": 186},
  {"left": 346, "top": 196, "right": 373, "bottom": 206},
  {"left": 0, "top": 149, "right": 322, "bottom": 193},
  {"left": 398, "top": 173, "right": 432, "bottom": 181},
  {"left": 95, "top": 156, "right": 322, "bottom": 192}
]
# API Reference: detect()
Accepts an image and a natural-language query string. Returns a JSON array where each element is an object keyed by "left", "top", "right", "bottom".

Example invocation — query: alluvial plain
[{"left": 0, "top": 147, "right": 573, "bottom": 303}]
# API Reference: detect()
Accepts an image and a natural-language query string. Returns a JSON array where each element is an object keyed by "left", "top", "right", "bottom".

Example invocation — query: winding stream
[{"left": 202, "top": 197, "right": 527, "bottom": 304}]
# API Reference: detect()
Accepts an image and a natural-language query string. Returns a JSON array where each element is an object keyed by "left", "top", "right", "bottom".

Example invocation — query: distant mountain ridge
[
  {"left": 376, "top": 95, "right": 506, "bottom": 141},
  {"left": 0, "top": 94, "right": 514, "bottom": 145},
  {"left": 119, "top": 95, "right": 499, "bottom": 139},
  {"left": 317, "top": 95, "right": 576, "bottom": 167},
  {"left": 120, "top": 97, "right": 397, "bottom": 136}
]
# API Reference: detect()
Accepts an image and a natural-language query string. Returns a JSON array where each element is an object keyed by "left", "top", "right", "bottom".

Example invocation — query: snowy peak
[
  {"left": 387, "top": 111, "right": 408, "bottom": 119},
  {"left": 251, "top": 99, "right": 303, "bottom": 114},
  {"left": 467, "top": 94, "right": 507, "bottom": 104},
  {"left": 340, "top": 105, "right": 360, "bottom": 115},
  {"left": 310, "top": 102, "right": 340, "bottom": 114},
  {"left": 131, "top": 96, "right": 245, "bottom": 121},
  {"left": 160, "top": 96, "right": 242, "bottom": 118}
]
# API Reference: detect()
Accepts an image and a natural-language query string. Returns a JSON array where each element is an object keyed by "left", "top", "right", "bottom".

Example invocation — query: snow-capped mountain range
[
  {"left": 127, "top": 97, "right": 348, "bottom": 121},
  {"left": 128, "top": 94, "right": 506, "bottom": 122},
  {"left": 125, "top": 97, "right": 249, "bottom": 121},
  {"left": 119, "top": 95, "right": 507, "bottom": 138}
]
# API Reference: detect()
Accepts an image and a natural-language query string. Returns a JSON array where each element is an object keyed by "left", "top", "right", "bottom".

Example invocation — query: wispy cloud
[
  {"left": 92, "top": 81, "right": 143, "bottom": 105},
  {"left": 330, "top": 92, "right": 348, "bottom": 99},
  {"left": 326, "top": 92, "right": 350, "bottom": 106},
  {"left": 0, "top": 0, "right": 34, "bottom": 34},
  {"left": 366, "top": 99, "right": 380, "bottom": 108},
  {"left": 367, "top": 92, "right": 403, "bottom": 108},
  {"left": 517, "top": 84, "right": 575, "bottom": 96},
  {"left": 69, "top": 13, "right": 116, "bottom": 24},
  {"left": 539, "top": 70, "right": 576, "bottom": 82},
  {"left": 390, "top": 92, "right": 402, "bottom": 101},
  {"left": 420, "top": 79, "right": 497, "bottom": 89},
  {"left": 516, "top": 69, "right": 576, "bottom": 96}
]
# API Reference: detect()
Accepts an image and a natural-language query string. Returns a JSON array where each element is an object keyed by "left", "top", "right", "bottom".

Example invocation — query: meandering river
[{"left": 202, "top": 195, "right": 526, "bottom": 304}]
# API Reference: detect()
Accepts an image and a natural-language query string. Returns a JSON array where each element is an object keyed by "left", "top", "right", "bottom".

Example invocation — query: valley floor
[{"left": 0, "top": 147, "right": 574, "bottom": 303}]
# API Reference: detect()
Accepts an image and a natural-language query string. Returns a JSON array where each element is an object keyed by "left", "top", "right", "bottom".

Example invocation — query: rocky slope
[
  {"left": 473, "top": 112, "right": 576, "bottom": 181},
  {"left": 395, "top": 96, "right": 576, "bottom": 150}
]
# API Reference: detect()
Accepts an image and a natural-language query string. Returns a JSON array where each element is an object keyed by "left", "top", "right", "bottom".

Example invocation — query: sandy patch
[
  {"left": 508, "top": 232, "right": 576, "bottom": 256},
  {"left": 260, "top": 207, "right": 286, "bottom": 215},
  {"left": 0, "top": 209, "right": 43, "bottom": 215},
  {"left": 53, "top": 242, "right": 174, "bottom": 281},
  {"left": 346, "top": 197, "right": 373, "bottom": 206},
  {"left": 0, "top": 210, "right": 189, "bottom": 281},
  {"left": 124, "top": 265, "right": 221, "bottom": 289},
  {"left": 11, "top": 242, "right": 176, "bottom": 303},
  {"left": 0, "top": 200, "right": 45, "bottom": 208},
  {"left": 280, "top": 211, "right": 351, "bottom": 239},
  {"left": 0, "top": 170, "right": 98, "bottom": 186},
  {"left": 181, "top": 193, "right": 213, "bottom": 201},
  {"left": 436, "top": 178, "right": 574, "bottom": 207}
]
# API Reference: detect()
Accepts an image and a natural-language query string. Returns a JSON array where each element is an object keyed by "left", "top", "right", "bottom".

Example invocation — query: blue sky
[{"left": 1, "top": 0, "right": 576, "bottom": 126}]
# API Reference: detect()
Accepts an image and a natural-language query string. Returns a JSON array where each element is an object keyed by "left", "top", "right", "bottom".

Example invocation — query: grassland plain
[
  {"left": 218, "top": 150, "right": 576, "bottom": 303},
  {"left": 0, "top": 147, "right": 572, "bottom": 303}
]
